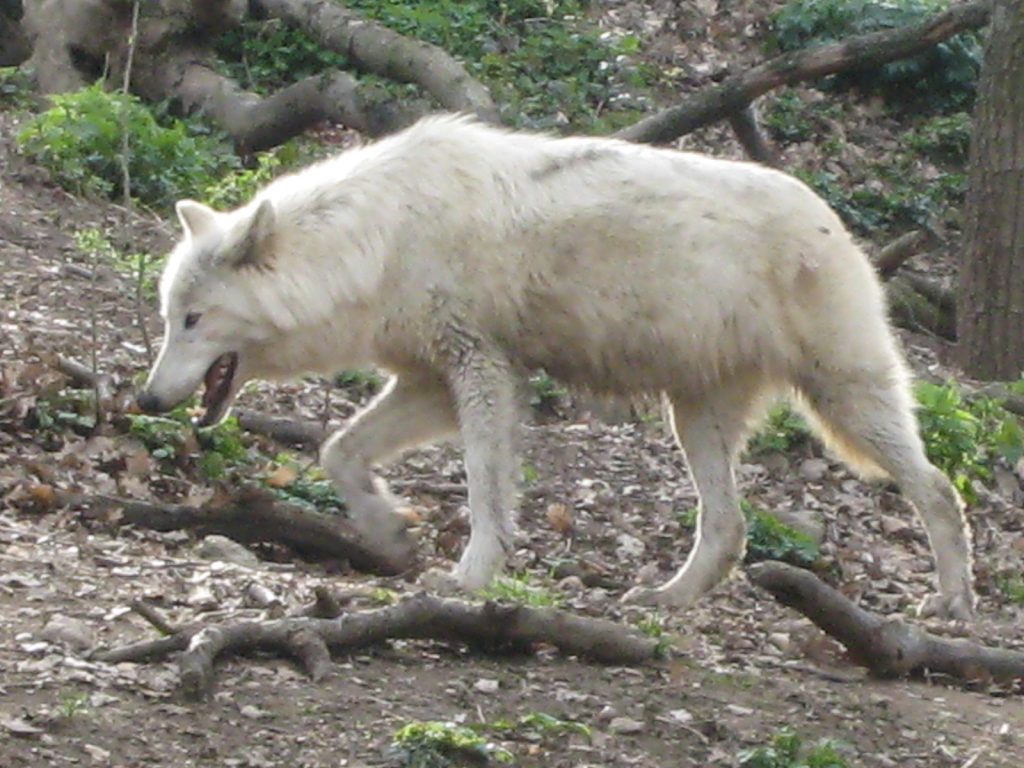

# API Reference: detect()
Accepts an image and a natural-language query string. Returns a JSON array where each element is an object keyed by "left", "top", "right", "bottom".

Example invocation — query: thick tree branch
[
  {"left": 874, "top": 227, "right": 942, "bottom": 279},
  {"left": 96, "top": 593, "right": 661, "bottom": 697},
  {"left": 617, "top": 0, "right": 990, "bottom": 144},
  {"left": 253, "top": 0, "right": 498, "bottom": 122},
  {"left": 135, "top": 56, "right": 411, "bottom": 152},
  {"left": 728, "top": 106, "right": 781, "bottom": 166},
  {"left": 749, "top": 562, "right": 1024, "bottom": 683},
  {"left": 65, "top": 486, "right": 416, "bottom": 575}
]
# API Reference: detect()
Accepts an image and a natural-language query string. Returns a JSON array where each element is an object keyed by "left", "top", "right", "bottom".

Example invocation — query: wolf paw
[
  {"left": 917, "top": 592, "right": 975, "bottom": 622},
  {"left": 621, "top": 584, "right": 701, "bottom": 610},
  {"left": 453, "top": 534, "right": 507, "bottom": 592},
  {"left": 345, "top": 495, "right": 418, "bottom": 570}
]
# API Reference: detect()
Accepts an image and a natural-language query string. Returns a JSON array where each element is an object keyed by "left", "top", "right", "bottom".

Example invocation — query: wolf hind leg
[
  {"left": 796, "top": 368, "right": 975, "bottom": 620},
  {"left": 625, "top": 379, "right": 763, "bottom": 609},
  {"left": 320, "top": 373, "right": 458, "bottom": 568}
]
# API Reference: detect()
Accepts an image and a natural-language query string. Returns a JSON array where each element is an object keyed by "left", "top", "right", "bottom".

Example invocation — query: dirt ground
[{"left": 2, "top": 8, "right": 1024, "bottom": 767}]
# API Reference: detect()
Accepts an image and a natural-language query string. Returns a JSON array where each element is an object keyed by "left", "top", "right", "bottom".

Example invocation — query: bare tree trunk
[{"left": 957, "top": 0, "right": 1024, "bottom": 380}]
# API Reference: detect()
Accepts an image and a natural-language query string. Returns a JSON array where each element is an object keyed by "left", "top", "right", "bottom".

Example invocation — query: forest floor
[{"left": 2, "top": 2, "right": 1024, "bottom": 767}]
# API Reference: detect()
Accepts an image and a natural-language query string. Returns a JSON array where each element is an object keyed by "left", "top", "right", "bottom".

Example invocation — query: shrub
[
  {"left": 215, "top": 20, "right": 350, "bottom": 93},
  {"left": 740, "top": 729, "right": 849, "bottom": 768},
  {"left": 906, "top": 111, "right": 973, "bottom": 164},
  {"left": 17, "top": 83, "right": 237, "bottom": 208},
  {"left": 768, "top": 0, "right": 981, "bottom": 112},
  {"left": 680, "top": 502, "right": 821, "bottom": 569},
  {"left": 392, "top": 721, "right": 512, "bottom": 767},
  {"left": 915, "top": 381, "right": 1024, "bottom": 502}
]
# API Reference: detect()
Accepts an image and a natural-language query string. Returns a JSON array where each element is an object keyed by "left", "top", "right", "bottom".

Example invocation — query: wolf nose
[{"left": 136, "top": 391, "right": 163, "bottom": 414}]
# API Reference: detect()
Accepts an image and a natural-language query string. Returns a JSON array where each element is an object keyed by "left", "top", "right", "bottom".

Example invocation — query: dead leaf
[
  {"left": 546, "top": 502, "right": 574, "bottom": 534},
  {"left": 264, "top": 464, "right": 298, "bottom": 488}
]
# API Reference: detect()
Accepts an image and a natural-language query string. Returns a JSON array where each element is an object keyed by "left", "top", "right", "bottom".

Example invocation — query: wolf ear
[
  {"left": 227, "top": 199, "right": 277, "bottom": 270},
  {"left": 175, "top": 200, "right": 220, "bottom": 239}
]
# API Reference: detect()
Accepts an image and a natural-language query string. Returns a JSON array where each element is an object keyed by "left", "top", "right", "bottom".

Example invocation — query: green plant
[
  {"left": 334, "top": 369, "right": 388, "bottom": 400},
  {"left": 56, "top": 692, "right": 90, "bottom": 720},
  {"left": 0, "top": 66, "right": 35, "bottom": 110},
  {"left": 215, "top": 20, "right": 351, "bottom": 93},
  {"left": 906, "top": 111, "right": 973, "bottom": 164},
  {"left": 768, "top": 0, "right": 981, "bottom": 112},
  {"left": 995, "top": 574, "right": 1024, "bottom": 604},
  {"left": 17, "top": 83, "right": 238, "bottom": 208},
  {"left": 127, "top": 405, "right": 250, "bottom": 479},
  {"left": 479, "top": 573, "right": 562, "bottom": 607},
  {"left": 393, "top": 721, "right": 513, "bottom": 767},
  {"left": 743, "top": 501, "right": 821, "bottom": 568},
  {"left": 915, "top": 381, "right": 1024, "bottom": 502},
  {"left": 203, "top": 141, "right": 305, "bottom": 209},
  {"left": 747, "top": 405, "right": 812, "bottom": 455},
  {"left": 678, "top": 503, "right": 819, "bottom": 568},
  {"left": 529, "top": 371, "right": 568, "bottom": 412},
  {"left": 634, "top": 610, "right": 673, "bottom": 657},
  {"left": 73, "top": 227, "right": 163, "bottom": 298},
  {"left": 762, "top": 92, "right": 843, "bottom": 144},
  {"left": 739, "top": 729, "right": 848, "bottom": 768},
  {"left": 28, "top": 390, "right": 97, "bottom": 437},
  {"left": 343, "top": 0, "right": 651, "bottom": 130},
  {"left": 487, "top": 711, "right": 592, "bottom": 741}
]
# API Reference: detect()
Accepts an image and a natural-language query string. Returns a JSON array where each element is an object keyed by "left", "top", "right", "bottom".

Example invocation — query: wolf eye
[{"left": 184, "top": 312, "right": 202, "bottom": 330}]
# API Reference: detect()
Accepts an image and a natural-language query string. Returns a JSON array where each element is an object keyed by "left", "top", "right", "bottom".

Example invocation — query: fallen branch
[
  {"left": 135, "top": 57, "right": 412, "bottom": 153},
  {"left": 95, "top": 593, "right": 661, "bottom": 697},
  {"left": 886, "top": 274, "right": 957, "bottom": 340},
  {"left": 234, "top": 408, "right": 328, "bottom": 447},
  {"left": 749, "top": 561, "right": 1024, "bottom": 683},
  {"left": 728, "top": 106, "right": 780, "bottom": 167},
  {"left": 873, "top": 227, "right": 942, "bottom": 279},
  {"left": 65, "top": 486, "right": 416, "bottom": 575},
  {"left": 617, "top": 1, "right": 990, "bottom": 144},
  {"left": 254, "top": 0, "right": 498, "bottom": 122}
]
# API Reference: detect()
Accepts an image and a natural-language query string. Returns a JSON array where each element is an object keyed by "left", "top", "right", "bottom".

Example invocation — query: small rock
[
  {"left": 474, "top": 678, "right": 499, "bottom": 694},
  {"left": 725, "top": 704, "right": 754, "bottom": 716},
  {"left": 41, "top": 614, "right": 94, "bottom": 650},
  {"left": 83, "top": 744, "right": 111, "bottom": 762},
  {"left": 759, "top": 453, "right": 789, "bottom": 475},
  {"left": 609, "top": 716, "right": 645, "bottom": 735},
  {"left": 615, "top": 533, "right": 645, "bottom": 559},
  {"left": 557, "top": 575, "right": 585, "bottom": 593},
  {"left": 239, "top": 705, "right": 269, "bottom": 719},
  {"left": 772, "top": 508, "right": 824, "bottom": 544},
  {"left": 635, "top": 561, "right": 660, "bottom": 585},
  {"left": 880, "top": 515, "right": 912, "bottom": 538},
  {"left": 667, "top": 708, "right": 694, "bottom": 724},
  {"left": 196, "top": 535, "right": 259, "bottom": 568},
  {"left": 798, "top": 458, "right": 829, "bottom": 482},
  {"left": 596, "top": 705, "right": 618, "bottom": 723},
  {"left": 767, "top": 632, "right": 790, "bottom": 652}
]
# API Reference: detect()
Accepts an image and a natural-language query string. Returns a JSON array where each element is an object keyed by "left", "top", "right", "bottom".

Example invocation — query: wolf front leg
[
  {"left": 319, "top": 374, "right": 458, "bottom": 568},
  {"left": 446, "top": 351, "right": 521, "bottom": 592}
]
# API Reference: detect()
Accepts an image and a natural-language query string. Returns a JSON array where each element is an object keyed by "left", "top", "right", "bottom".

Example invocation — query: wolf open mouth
[{"left": 198, "top": 352, "right": 238, "bottom": 427}]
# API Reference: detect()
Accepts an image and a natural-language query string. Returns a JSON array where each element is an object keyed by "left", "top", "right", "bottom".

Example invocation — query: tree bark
[
  {"left": 616, "top": 0, "right": 990, "bottom": 145},
  {"left": 957, "top": 0, "right": 1024, "bottom": 380}
]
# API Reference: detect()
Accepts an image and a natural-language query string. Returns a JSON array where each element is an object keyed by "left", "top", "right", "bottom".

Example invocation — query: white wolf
[{"left": 138, "top": 115, "right": 975, "bottom": 619}]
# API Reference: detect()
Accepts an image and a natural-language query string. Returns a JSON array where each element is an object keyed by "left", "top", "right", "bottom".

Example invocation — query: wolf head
[{"left": 137, "top": 198, "right": 278, "bottom": 427}]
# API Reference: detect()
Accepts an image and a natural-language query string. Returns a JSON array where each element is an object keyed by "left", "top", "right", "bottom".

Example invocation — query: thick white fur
[{"left": 143, "top": 115, "right": 975, "bottom": 619}]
